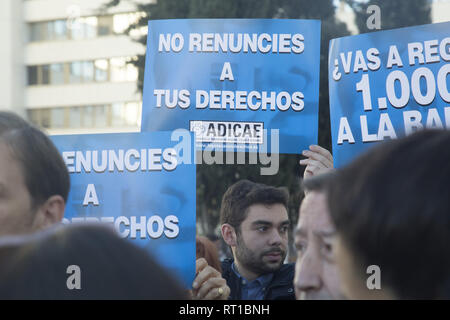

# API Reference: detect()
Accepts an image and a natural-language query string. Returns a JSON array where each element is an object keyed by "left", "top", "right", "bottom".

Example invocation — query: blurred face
[
  {"left": 234, "top": 203, "right": 290, "bottom": 280},
  {"left": 333, "top": 235, "right": 365, "bottom": 299},
  {"left": 294, "top": 191, "right": 344, "bottom": 300},
  {"left": 0, "top": 141, "right": 36, "bottom": 236},
  {"left": 334, "top": 235, "right": 394, "bottom": 300}
]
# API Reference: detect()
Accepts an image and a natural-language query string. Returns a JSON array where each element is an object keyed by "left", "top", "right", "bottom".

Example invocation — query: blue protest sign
[
  {"left": 51, "top": 131, "right": 196, "bottom": 288},
  {"left": 142, "top": 19, "right": 321, "bottom": 154},
  {"left": 329, "top": 21, "right": 450, "bottom": 167}
]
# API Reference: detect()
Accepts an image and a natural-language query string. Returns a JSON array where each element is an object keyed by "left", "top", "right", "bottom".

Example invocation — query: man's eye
[
  {"left": 321, "top": 242, "right": 334, "bottom": 260},
  {"left": 280, "top": 226, "right": 289, "bottom": 233},
  {"left": 295, "top": 242, "right": 306, "bottom": 253},
  {"left": 258, "top": 226, "right": 268, "bottom": 232}
]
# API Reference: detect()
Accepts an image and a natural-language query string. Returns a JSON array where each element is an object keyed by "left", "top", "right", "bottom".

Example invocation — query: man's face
[
  {"left": 294, "top": 191, "right": 344, "bottom": 300},
  {"left": 0, "top": 141, "right": 36, "bottom": 236},
  {"left": 234, "top": 203, "right": 290, "bottom": 279}
]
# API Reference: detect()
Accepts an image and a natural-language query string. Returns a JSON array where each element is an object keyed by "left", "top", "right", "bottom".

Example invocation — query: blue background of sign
[
  {"left": 142, "top": 19, "right": 321, "bottom": 153},
  {"left": 51, "top": 132, "right": 196, "bottom": 288},
  {"left": 329, "top": 21, "right": 450, "bottom": 167}
]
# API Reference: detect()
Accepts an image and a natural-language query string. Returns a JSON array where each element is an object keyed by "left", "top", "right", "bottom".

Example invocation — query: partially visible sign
[
  {"left": 51, "top": 131, "right": 196, "bottom": 288},
  {"left": 329, "top": 21, "right": 450, "bottom": 167}
]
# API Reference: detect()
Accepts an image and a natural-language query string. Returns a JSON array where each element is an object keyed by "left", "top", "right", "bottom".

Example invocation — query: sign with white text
[
  {"left": 329, "top": 21, "right": 450, "bottom": 167},
  {"left": 51, "top": 131, "right": 196, "bottom": 288},
  {"left": 142, "top": 19, "right": 321, "bottom": 153}
]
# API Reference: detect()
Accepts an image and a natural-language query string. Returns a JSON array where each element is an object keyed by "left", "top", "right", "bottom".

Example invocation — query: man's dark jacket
[{"left": 221, "top": 259, "right": 295, "bottom": 300}]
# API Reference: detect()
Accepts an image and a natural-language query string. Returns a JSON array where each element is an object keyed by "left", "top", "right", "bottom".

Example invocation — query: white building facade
[{"left": 0, "top": 0, "right": 148, "bottom": 134}]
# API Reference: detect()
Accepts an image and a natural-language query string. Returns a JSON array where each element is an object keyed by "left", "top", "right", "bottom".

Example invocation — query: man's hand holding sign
[
  {"left": 300, "top": 145, "right": 334, "bottom": 180},
  {"left": 192, "top": 258, "right": 230, "bottom": 300}
]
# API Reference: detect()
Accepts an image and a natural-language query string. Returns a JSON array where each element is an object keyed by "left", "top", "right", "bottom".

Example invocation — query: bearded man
[{"left": 220, "top": 180, "right": 295, "bottom": 300}]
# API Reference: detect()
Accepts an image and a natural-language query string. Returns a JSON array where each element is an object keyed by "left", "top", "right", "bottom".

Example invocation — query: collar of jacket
[{"left": 221, "top": 258, "right": 295, "bottom": 300}]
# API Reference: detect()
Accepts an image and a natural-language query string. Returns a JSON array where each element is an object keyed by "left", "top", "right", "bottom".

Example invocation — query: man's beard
[{"left": 235, "top": 232, "right": 286, "bottom": 276}]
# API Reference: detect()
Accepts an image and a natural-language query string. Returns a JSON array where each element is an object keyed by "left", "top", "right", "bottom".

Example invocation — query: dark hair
[
  {"left": 0, "top": 111, "right": 70, "bottom": 207},
  {"left": 301, "top": 171, "right": 335, "bottom": 194},
  {"left": 327, "top": 129, "right": 450, "bottom": 299},
  {"left": 205, "top": 233, "right": 220, "bottom": 242},
  {"left": 220, "top": 179, "right": 289, "bottom": 231},
  {"left": 0, "top": 223, "right": 189, "bottom": 299},
  {"left": 196, "top": 236, "right": 222, "bottom": 273}
]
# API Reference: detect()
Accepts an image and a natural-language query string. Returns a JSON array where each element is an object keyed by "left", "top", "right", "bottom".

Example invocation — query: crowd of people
[{"left": 0, "top": 110, "right": 449, "bottom": 300}]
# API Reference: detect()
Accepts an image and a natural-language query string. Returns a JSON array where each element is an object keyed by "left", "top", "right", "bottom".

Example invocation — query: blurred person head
[
  {"left": 196, "top": 235, "right": 222, "bottom": 273},
  {"left": 0, "top": 223, "right": 189, "bottom": 299},
  {"left": 328, "top": 129, "right": 450, "bottom": 299},
  {"left": 205, "top": 233, "right": 219, "bottom": 243},
  {"left": 0, "top": 111, "right": 69, "bottom": 236},
  {"left": 294, "top": 173, "right": 344, "bottom": 300},
  {"left": 205, "top": 233, "right": 220, "bottom": 255},
  {"left": 206, "top": 232, "right": 232, "bottom": 261},
  {"left": 220, "top": 179, "right": 290, "bottom": 281}
]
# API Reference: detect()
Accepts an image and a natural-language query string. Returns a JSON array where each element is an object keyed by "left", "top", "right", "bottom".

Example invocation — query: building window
[
  {"left": 28, "top": 108, "right": 40, "bottom": 126},
  {"left": 29, "top": 20, "right": 68, "bottom": 42},
  {"left": 82, "top": 61, "right": 94, "bottom": 82},
  {"left": 28, "top": 12, "right": 146, "bottom": 43},
  {"left": 83, "top": 105, "right": 95, "bottom": 127},
  {"left": 94, "top": 59, "right": 109, "bottom": 82},
  {"left": 29, "top": 22, "right": 45, "bottom": 42},
  {"left": 27, "top": 102, "right": 141, "bottom": 130},
  {"left": 70, "top": 16, "right": 98, "bottom": 40},
  {"left": 111, "top": 102, "right": 126, "bottom": 126},
  {"left": 70, "top": 20, "right": 84, "bottom": 40},
  {"left": 28, "top": 66, "right": 38, "bottom": 85},
  {"left": 46, "top": 21, "right": 56, "bottom": 41},
  {"left": 84, "top": 17, "right": 98, "bottom": 39},
  {"left": 98, "top": 15, "right": 113, "bottom": 36},
  {"left": 69, "top": 61, "right": 94, "bottom": 83},
  {"left": 70, "top": 62, "right": 83, "bottom": 83},
  {"left": 69, "top": 106, "right": 82, "bottom": 128},
  {"left": 27, "top": 64, "right": 68, "bottom": 85},
  {"left": 41, "top": 65, "right": 50, "bottom": 85},
  {"left": 53, "top": 20, "right": 68, "bottom": 41},
  {"left": 50, "top": 63, "right": 65, "bottom": 85},
  {"left": 27, "top": 57, "right": 137, "bottom": 86},
  {"left": 40, "top": 109, "right": 51, "bottom": 128},
  {"left": 95, "top": 104, "right": 109, "bottom": 127},
  {"left": 50, "top": 107, "right": 66, "bottom": 128}
]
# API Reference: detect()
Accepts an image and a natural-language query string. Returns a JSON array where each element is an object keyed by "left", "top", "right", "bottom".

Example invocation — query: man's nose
[
  {"left": 268, "top": 228, "right": 283, "bottom": 246},
  {"left": 294, "top": 250, "right": 321, "bottom": 295}
]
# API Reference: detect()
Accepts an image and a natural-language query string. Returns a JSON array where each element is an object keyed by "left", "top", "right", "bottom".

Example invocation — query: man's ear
[
  {"left": 32, "top": 195, "right": 65, "bottom": 231},
  {"left": 221, "top": 223, "right": 237, "bottom": 247}
]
